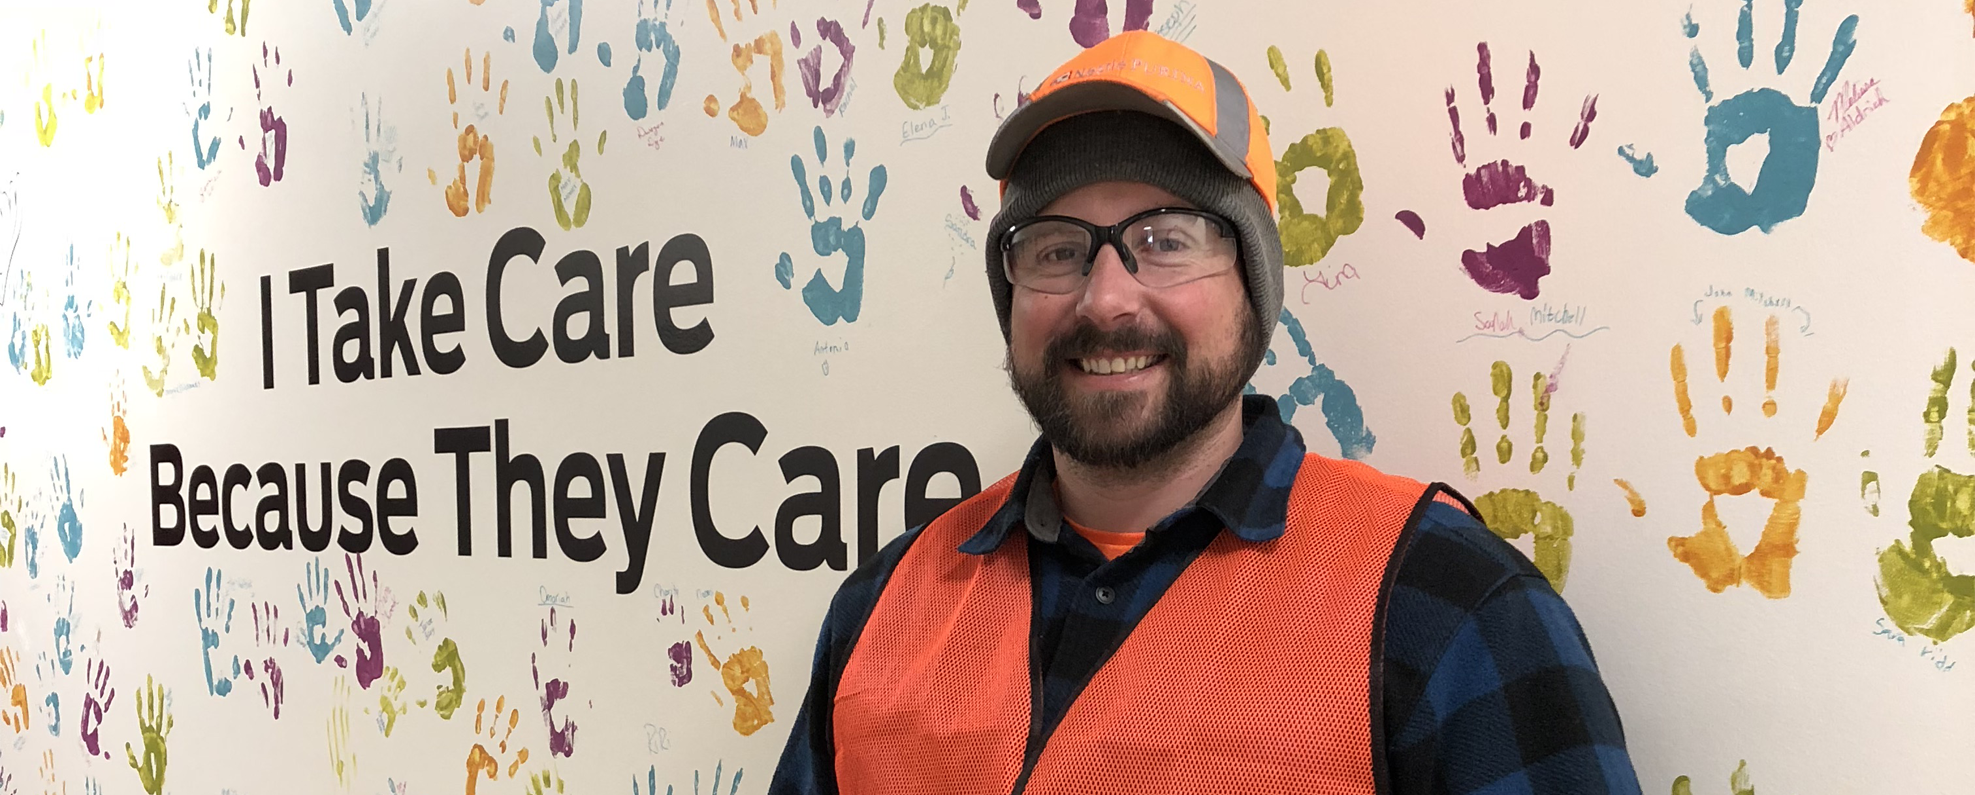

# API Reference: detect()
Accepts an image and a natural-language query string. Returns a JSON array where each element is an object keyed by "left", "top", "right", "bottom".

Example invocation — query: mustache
[{"left": 1043, "top": 321, "right": 1186, "bottom": 364}]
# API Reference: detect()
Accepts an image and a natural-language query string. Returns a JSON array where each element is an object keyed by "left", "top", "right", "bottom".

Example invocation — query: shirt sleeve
[{"left": 1382, "top": 502, "right": 1642, "bottom": 795}]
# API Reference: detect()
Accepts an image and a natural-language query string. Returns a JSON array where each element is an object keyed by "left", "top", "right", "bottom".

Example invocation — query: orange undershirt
[{"left": 1064, "top": 517, "right": 1146, "bottom": 561}]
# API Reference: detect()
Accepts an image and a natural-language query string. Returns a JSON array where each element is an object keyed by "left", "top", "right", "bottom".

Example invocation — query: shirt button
[{"left": 1094, "top": 587, "right": 1116, "bottom": 605}]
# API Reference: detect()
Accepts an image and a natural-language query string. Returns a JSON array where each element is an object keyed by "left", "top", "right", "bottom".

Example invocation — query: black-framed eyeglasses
[{"left": 1000, "top": 207, "right": 1240, "bottom": 294}]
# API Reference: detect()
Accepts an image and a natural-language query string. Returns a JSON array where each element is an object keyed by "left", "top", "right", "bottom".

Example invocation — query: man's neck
[{"left": 1051, "top": 401, "right": 1247, "bottom": 533}]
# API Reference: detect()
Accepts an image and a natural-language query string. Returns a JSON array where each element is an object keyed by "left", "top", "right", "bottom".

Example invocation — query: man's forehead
[{"left": 1037, "top": 181, "right": 1196, "bottom": 218}]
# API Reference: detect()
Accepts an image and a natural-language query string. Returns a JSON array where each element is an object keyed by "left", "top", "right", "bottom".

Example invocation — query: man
[{"left": 769, "top": 32, "right": 1639, "bottom": 795}]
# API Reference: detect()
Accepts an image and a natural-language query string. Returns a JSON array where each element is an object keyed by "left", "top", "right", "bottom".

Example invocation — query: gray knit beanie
[{"left": 985, "top": 110, "right": 1283, "bottom": 348}]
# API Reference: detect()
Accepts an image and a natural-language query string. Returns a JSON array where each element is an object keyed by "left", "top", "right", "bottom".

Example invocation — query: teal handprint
[
  {"left": 1244, "top": 307, "right": 1375, "bottom": 459},
  {"left": 532, "top": 0, "right": 585, "bottom": 74},
  {"left": 194, "top": 567, "right": 239, "bottom": 696},
  {"left": 297, "top": 557, "right": 346, "bottom": 664},
  {"left": 622, "top": 0, "right": 681, "bottom": 120},
  {"left": 776, "top": 126, "right": 887, "bottom": 326},
  {"left": 50, "top": 455, "right": 81, "bottom": 563},
  {"left": 1681, "top": 0, "right": 1859, "bottom": 234}
]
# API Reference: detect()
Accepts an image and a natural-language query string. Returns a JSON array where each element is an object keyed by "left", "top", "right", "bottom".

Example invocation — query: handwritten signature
[
  {"left": 537, "top": 586, "right": 572, "bottom": 609},
  {"left": 1873, "top": 617, "right": 1957, "bottom": 673}
]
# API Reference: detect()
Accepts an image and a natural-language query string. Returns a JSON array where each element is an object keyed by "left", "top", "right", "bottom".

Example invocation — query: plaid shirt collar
[{"left": 958, "top": 394, "right": 1308, "bottom": 554}]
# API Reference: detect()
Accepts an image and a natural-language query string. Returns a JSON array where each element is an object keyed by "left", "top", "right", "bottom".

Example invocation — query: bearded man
[{"left": 768, "top": 31, "right": 1640, "bottom": 795}]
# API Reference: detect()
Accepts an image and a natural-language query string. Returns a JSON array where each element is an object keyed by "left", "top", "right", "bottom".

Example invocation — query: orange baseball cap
[{"left": 985, "top": 31, "right": 1276, "bottom": 213}]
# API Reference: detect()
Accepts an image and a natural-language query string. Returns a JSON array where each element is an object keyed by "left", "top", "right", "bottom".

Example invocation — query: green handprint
[
  {"left": 1263, "top": 45, "right": 1364, "bottom": 267},
  {"left": 533, "top": 78, "right": 605, "bottom": 231},
  {"left": 1671, "top": 759, "right": 1754, "bottom": 795},
  {"left": 0, "top": 465, "right": 18, "bottom": 568},
  {"left": 377, "top": 666, "right": 408, "bottom": 736},
  {"left": 1452, "top": 360, "right": 1586, "bottom": 592},
  {"left": 405, "top": 590, "right": 467, "bottom": 719},
  {"left": 140, "top": 282, "right": 178, "bottom": 396},
  {"left": 1875, "top": 348, "right": 1975, "bottom": 643},
  {"left": 893, "top": 4, "right": 960, "bottom": 110},
  {"left": 123, "top": 675, "right": 172, "bottom": 795},
  {"left": 188, "top": 250, "right": 222, "bottom": 380},
  {"left": 107, "top": 233, "right": 133, "bottom": 349},
  {"left": 525, "top": 768, "right": 566, "bottom": 795}
]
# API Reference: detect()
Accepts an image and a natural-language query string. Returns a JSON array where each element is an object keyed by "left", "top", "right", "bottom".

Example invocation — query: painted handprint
[
  {"left": 237, "top": 44, "right": 292, "bottom": 187},
  {"left": 1679, "top": 1, "right": 1859, "bottom": 234},
  {"left": 374, "top": 666, "right": 408, "bottom": 735},
  {"left": 1667, "top": 306, "right": 1846, "bottom": 597},
  {"left": 156, "top": 155, "right": 186, "bottom": 267},
  {"left": 0, "top": 466, "right": 20, "bottom": 569},
  {"left": 332, "top": 0, "right": 386, "bottom": 40},
  {"left": 123, "top": 675, "right": 170, "bottom": 795},
  {"left": 140, "top": 282, "right": 180, "bottom": 397},
  {"left": 532, "top": 0, "right": 586, "bottom": 73},
  {"left": 80, "top": 658, "right": 114, "bottom": 759},
  {"left": 103, "top": 377, "right": 130, "bottom": 476},
  {"left": 334, "top": 554, "right": 386, "bottom": 688},
  {"left": 405, "top": 590, "right": 466, "bottom": 718},
  {"left": 49, "top": 577, "right": 75, "bottom": 675},
  {"left": 298, "top": 556, "right": 348, "bottom": 664},
  {"left": 1437, "top": 43, "right": 1597, "bottom": 299},
  {"left": 1911, "top": 96, "right": 1975, "bottom": 264},
  {"left": 623, "top": 0, "right": 683, "bottom": 120},
  {"left": 695, "top": 591, "right": 774, "bottom": 736},
  {"left": 795, "top": 16, "right": 855, "bottom": 117},
  {"left": 115, "top": 525, "right": 147, "bottom": 628},
  {"left": 532, "top": 607, "right": 578, "bottom": 757},
  {"left": 57, "top": 244, "right": 90, "bottom": 359},
  {"left": 464, "top": 695, "right": 531, "bottom": 795},
  {"left": 358, "top": 92, "right": 401, "bottom": 227},
  {"left": 1023, "top": 0, "right": 1151, "bottom": 48},
  {"left": 194, "top": 567, "right": 240, "bottom": 697},
  {"left": 1262, "top": 46, "right": 1363, "bottom": 268},
  {"left": 209, "top": 0, "right": 251, "bottom": 35},
  {"left": 1873, "top": 348, "right": 1975, "bottom": 643},
  {"left": 400, "top": 591, "right": 466, "bottom": 722},
  {"left": 1672, "top": 759, "right": 1756, "bottom": 795},
  {"left": 186, "top": 251, "right": 222, "bottom": 380},
  {"left": 894, "top": 4, "right": 960, "bottom": 109},
  {"left": 328, "top": 677, "right": 356, "bottom": 789},
  {"left": 30, "top": 34, "right": 62, "bottom": 148},
  {"left": 243, "top": 600, "right": 288, "bottom": 718},
  {"left": 0, "top": 647, "right": 29, "bottom": 731},
  {"left": 187, "top": 49, "right": 223, "bottom": 171},
  {"left": 1244, "top": 307, "right": 1375, "bottom": 460},
  {"left": 1452, "top": 359, "right": 1587, "bottom": 592},
  {"left": 702, "top": 0, "right": 786, "bottom": 135},
  {"left": 49, "top": 456, "right": 81, "bottom": 563},
  {"left": 106, "top": 233, "right": 133, "bottom": 348},
  {"left": 532, "top": 78, "right": 604, "bottom": 230},
  {"left": 524, "top": 769, "right": 566, "bottom": 795},
  {"left": 442, "top": 49, "right": 509, "bottom": 217},
  {"left": 775, "top": 126, "right": 888, "bottom": 326}
]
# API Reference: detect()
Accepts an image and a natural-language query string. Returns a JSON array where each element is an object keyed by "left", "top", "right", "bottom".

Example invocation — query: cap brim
[{"left": 984, "top": 80, "right": 1254, "bottom": 182}]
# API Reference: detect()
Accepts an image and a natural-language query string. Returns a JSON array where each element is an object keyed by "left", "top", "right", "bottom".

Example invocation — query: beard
[{"left": 1007, "top": 313, "right": 1265, "bottom": 470}]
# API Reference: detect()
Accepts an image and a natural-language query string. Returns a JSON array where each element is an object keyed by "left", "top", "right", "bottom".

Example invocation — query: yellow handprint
[
  {"left": 187, "top": 250, "right": 223, "bottom": 380},
  {"left": 123, "top": 675, "right": 171, "bottom": 795},
  {"left": 141, "top": 283, "right": 178, "bottom": 396}
]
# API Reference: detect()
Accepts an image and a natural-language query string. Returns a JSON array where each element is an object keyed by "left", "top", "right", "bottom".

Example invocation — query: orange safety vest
[{"left": 833, "top": 454, "right": 1458, "bottom": 795}]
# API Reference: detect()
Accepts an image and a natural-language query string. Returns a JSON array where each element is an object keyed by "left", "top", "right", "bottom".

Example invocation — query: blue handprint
[
  {"left": 42, "top": 690, "right": 59, "bottom": 737},
  {"left": 187, "top": 49, "right": 223, "bottom": 170},
  {"left": 646, "top": 761, "right": 743, "bottom": 795},
  {"left": 50, "top": 576, "right": 75, "bottom": 675},
  {"left": 23, "top": 516, "right": 38, "bottom": 579},
  {"left": 623, "top": 0, "right": 682, "bottom": 120},
  {"left": 1681, "top": 0, "right": 1858, "bottom": 235},
  {"left": 1244, "top": 307, "right": 1376, "bottom": 460},
  {"left": 59, "top": 244, "right": 86, "bottom": 358},
  {"left": 775, "top": 126, "right": 887, "bottom": 325},
  {"left": 298, "top": 556, "right": 346, "bottom": 664},
  {"left": 533, "top": 0, "right": 586, "bottom": 74},
  {"left": 194, "top": 566, "right": 239, "bottom": 696},
  {"left": 358, "top": 92, "right": 399, "bottom": 227},
  {"left": 331, "top": 0, "right": 383, "bottom": 38},
  {"left": 50, "top": 455, "right": 81, "bottom": 563}
]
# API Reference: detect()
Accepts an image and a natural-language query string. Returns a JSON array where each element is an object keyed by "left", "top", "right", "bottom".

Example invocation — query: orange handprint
[
  {"left": 464, "top": 695, "right": 530, "bottom": 795},
  {"left": 442, "top": 49, "right": 509, "bottom": 217},
  {"left": 0, "top": 647, "right": 29, "bottom": 732},
  {"left": 695, "top": 591, "right": 774, "bottom": 736}
]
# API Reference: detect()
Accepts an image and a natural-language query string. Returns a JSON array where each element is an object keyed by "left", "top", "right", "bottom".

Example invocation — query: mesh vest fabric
[{"left": 833, "top": 456, "right": 1439, "bottom": 795}]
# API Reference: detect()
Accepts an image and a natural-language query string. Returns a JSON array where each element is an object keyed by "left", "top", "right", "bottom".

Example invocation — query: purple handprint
[
  {"left": 242, "top": 657, "right": 283, "bottom": 719},
  {"left": 114, "top": 525, "right": 146, "bottom": 629},
  {"left": 668, "top": 640, "right": 693, "bottom": 687},
  {"left": 334, "top": 554, "right": 384, "bottom": 689},
  {"left": 531, "top": 607, "right": 578, "bottom": 757},
  {"left": 243, "top": 601, "right": 287, "bottom": 718},
  {"left": 80, "top": 657, "right": 113, "bottom": 759},
  {"left": 798, "top": 18, "right": 855, "bottom": 116}
]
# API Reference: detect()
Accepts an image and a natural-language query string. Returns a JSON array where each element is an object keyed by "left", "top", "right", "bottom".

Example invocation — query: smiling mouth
[{"left": 1073, "top": 354, "right": 1166, "bottom": 375}]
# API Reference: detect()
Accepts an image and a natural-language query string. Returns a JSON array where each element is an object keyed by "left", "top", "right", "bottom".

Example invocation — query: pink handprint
[
  {"left": 334, "top": 554, "right": 385, "bottom": 689},
  {"left": 531, "top": 607, "right": 577, "bottom": 757},
  {"left": 80, "top": 657, "right": 114, "bottom": 758}
]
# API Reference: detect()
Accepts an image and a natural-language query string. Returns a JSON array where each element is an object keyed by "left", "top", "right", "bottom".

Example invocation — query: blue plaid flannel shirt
[{"left": 768, "top": 395, "right": 1640, "bottom": 795}]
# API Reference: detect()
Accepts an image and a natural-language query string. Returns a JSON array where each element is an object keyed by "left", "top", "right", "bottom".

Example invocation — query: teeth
[{"left": 1080, "top": 355, "right": 1154, "bottom": 374}]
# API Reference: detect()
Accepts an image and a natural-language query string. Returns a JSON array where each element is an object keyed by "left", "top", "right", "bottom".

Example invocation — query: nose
[{"left": 1074, "top": 242, "right": 1146, "bottom": 327}]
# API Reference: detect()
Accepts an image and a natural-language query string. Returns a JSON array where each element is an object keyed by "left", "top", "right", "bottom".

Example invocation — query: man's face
[{"left": 1005, "top": 180, "right": 1260, "bottom": 469}]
